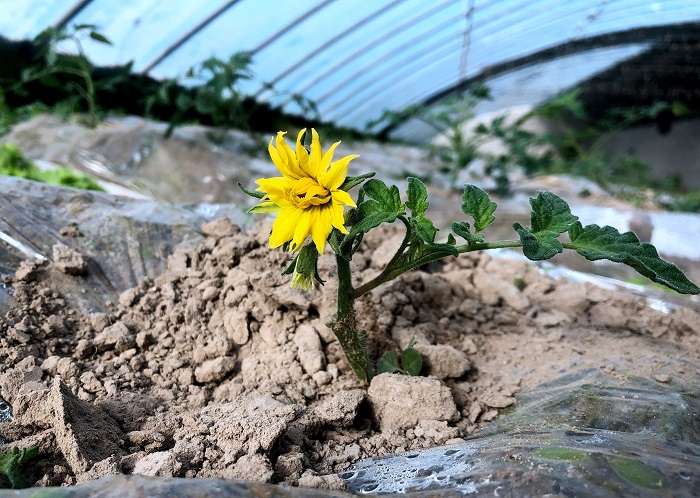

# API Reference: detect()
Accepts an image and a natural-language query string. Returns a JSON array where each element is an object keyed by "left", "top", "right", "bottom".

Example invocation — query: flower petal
[
  {"left": 331, "top": 189, "right": 356, "bottom": 207},
  {"left": 269, "top": 206, "right": 304, "bottom": 249},
  {"left": 290, "top": 210, "right": 313, "bottom": 252},
  {"left": 310, "top": 206, "right": 333, "bottom": 254},
  {"left": 295, "top": 128, "right": 311, "bottom": 176},
  {"left": 321, "top": 154, "right": 359, "bottom": 191},
  {"left": 309, "top": 129, "right": 324, "bottom": 178},
  {"left": 318, "top": 140, "right": 340, "bottom": 175},
  {"left": 330, "top": 201, "right": 348, "bottom": 233}
]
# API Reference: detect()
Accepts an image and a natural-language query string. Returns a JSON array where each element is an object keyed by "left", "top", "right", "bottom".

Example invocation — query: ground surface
[{"left": 1, "top": 219, "right": 699, "bottom": 489}]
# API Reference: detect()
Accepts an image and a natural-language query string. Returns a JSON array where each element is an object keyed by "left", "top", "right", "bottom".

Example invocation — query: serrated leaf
[
  {"left": 568, "top": 222, "right": 700, "bottom": 294},
  {"left": 377, "top": 351, "right": 401, "bottom": 374},
  {"left": 461, "top": 185, "right": 496, "bottom": 232},
  {"left": 339, "top": 172, "right": 375, "bottom": 192},
  {"left": 452, "top": 221, "right": 484, "bottom": 243},
  {"left": 513, "top": 191, "right": 579, "bottom": 261},
  {"left": 513, "top": 222, "right": 563, "bottom": 260},
  {"left": 411, "top": 216, "right": 437, "bottom": 243},
  {"left": 530, "top": 191, "right": 578, "bottom": 234},
  {"left": 238, "top": 182, "right": 265, "bottom": 199},
  {"left": 406, "top": 177, "right": 429, "bottom": 218},
  {"left": 363, "top": 179, "right": 403, "bottom": 212},
  {"left": 342, "top": 179, "right": 404, "bottom": 248},
  {"left": 401, "top": 347, "right": 422, "bottom": 376}
]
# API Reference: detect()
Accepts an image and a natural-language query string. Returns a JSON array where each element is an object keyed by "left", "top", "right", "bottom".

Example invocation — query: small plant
[
  {"left": 377, "top": 337, "right": 422, "bottom": 376},
  {"left": 0, "top": 446, "right": 37, "bottom": 489},
  {"left": 241, "top": 129, "right": 700, "bottom": 383},
  {"left": 0, "top": 143, "right": 104, "bottom": 191},
  {"left": 7, "top": 24, "right": 115, "bottom": 128}
]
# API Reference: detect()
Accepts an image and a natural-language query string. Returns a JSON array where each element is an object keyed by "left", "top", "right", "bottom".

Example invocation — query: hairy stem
[
  {"left": 329, "top": 254, "right": 375, "bottom": 383},
  {"left": 353, "top": 239, "right": 523, "bottom": 299}
]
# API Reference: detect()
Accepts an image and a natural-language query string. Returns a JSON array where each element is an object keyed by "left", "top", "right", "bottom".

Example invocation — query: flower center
[{"left": 285, "top": 177, "right": 331, "bottom": 209}]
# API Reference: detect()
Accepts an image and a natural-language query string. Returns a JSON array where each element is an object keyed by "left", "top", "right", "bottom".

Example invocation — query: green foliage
[
  {"left": 0, "top": 446, "right": 38, "bottom": 489},
  {"left": 460, "top": 185, "right": 497, "bottom": 233},
  {"left": 377, "top": 337, "right": 422, "bottom": 376},
  {"left": 0, "top": 143, "right": 103, "bottom": 191},
  {"left": 513, "top": 191, "right": 580, "bottom": 260},
  {"left": 567, "top": 222, "right": 700, "bottom": 294}
]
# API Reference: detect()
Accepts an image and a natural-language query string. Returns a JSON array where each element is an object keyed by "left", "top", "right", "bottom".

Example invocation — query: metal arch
[
  {"left": 329, "top": 43, "right": 461, "bottom": 124},
  {"left": 279, "top": 0, "right": 463, "bottom": 107},
  {"left": 316, "top": 0, "right": 532, "bottom": 109},
  {"left": 140, "top": 0, "right": 244, "bottom": 74},
  {"left": 54, "top": 0, "right": 97, "bottom": 30},
  {"left": 253, "top": 0, "right": 410, "bottom": 98},
  {"left": 249, "top": 0, "right": 338, "bottom": 55},
  {"left": 378, "top": 22, "right": 700, "bottom": 136},
  {"left": 337, "top": 0, "right": 622, "bottom": 125},
  {"left": 314, "top": 13, "right": 464, "bottom": 107}
]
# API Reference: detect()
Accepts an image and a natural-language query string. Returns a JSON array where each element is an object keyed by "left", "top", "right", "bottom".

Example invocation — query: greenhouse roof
[{"left": 1, "top": 0, "right": 699, "bottom": 140}]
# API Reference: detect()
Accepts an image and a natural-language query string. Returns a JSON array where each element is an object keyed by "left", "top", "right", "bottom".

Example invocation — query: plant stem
[
  {"left": 329, "top": 253, "right": 375, "bottom": 383},
  {"left": 353, "top": 239, "right": 523, "bottom": 299}
]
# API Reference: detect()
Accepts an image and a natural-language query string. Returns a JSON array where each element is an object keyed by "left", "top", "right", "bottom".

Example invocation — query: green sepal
[
  {"left": 238, "top": 182, "right": 265, "bottom": 199},
  {"left": 247, "top": 202, "right": 278, "bottom": 214},
  {"left": 568, "top": 222, "right": 700, "bottom": 294},
  {"left": 339, "top": 172, "right": 375, "bottom": 192},
  {"left": 452, "top": 221, "right": 484, "bottom": 243},
  {"left": 377, "top": 351, "right": 401, "bottom": 374},
  {"left": 461, "top": 185, "right": 497, "bottom": 232}
]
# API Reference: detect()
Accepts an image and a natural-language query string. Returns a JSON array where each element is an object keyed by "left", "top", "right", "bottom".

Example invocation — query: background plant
[{"left": 0, "top": 143, "right": 103, "bottom": 191}]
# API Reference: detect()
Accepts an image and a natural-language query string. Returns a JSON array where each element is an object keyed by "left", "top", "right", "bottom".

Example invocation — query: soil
[{"left": 1, "top": 218, "right": 699, "bottom": 490}]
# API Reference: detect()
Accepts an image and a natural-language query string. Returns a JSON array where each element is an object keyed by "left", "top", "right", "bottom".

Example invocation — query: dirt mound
[{"left": 1, "top": 219, "right": 699, "bottom": 488}]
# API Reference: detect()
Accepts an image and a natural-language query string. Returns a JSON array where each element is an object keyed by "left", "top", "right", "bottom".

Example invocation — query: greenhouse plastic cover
[{"left": 1, "top": 0, "right": 698, "bottom": 138}]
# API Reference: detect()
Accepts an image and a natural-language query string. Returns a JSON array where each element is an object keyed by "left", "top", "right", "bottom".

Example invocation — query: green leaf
[
  {"left": 89, "top": 31, "right": 112, "bottom": 45},
  {"left": 461, "top": 185, "right": 497, "bottom": 232},
  {"left": 568, "top": 222, "right": 700, "bottom": 294},
  {"left": 447, "top": 233, "right": 457, "bottom": 245},
  {"left": 514, "top": 191, "right": 579, "bottom": 261},
  {"left": 0, "top": 446, "right": 38, "bottom": 489},
  {"left": 377, "top": 351, "right": 401, "bottom": 374},
  {"left": 451, "top": 221, "right": 484, "bottom": 243},
  {"left": 237, "top": 182, "right": 265, "bottom": 199},
  {"left": 406, "top": 177, "right": 429, "bottom": 218},
  {"left": 363, "top": 179, "right": 403, "bottom": 212},
  {"left": 339, "top": 172, "right": 375, "bottom": 192},
  {"left": 401, "top": 347, "right": 422, "bottom": 376},
  {"left": 341, "top": 179, "right": 404, "bottom": 248},
  {"left": 513, "top": 222, "right": 563, "bottom": 260},
  {"left": 411, "top": 216, "right": 437, "bottom": 243},
  {"left": 530, "top": 191, "right": 578, "bottom": 235}
]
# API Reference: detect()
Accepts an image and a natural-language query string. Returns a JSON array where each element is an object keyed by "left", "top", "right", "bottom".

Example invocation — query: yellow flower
[{"left": 253, "top": 128, "right": 358, "bottom": 254}]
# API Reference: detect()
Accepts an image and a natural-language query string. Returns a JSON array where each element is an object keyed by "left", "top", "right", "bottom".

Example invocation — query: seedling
[
  {"left": 377, "top": 337, "right": 422, "bottom": 376},
  {"left": 242, "top": 129, "right": 700, "bottom": 383}
]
